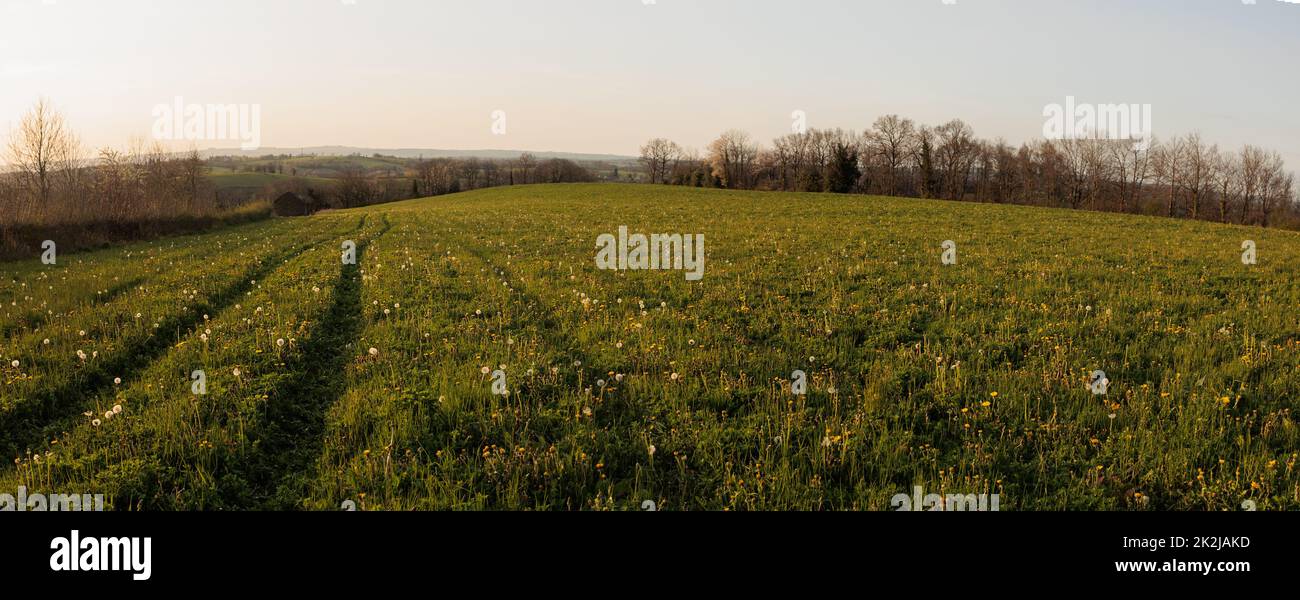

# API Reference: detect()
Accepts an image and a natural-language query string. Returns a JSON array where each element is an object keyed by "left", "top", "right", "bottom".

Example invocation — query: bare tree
[
  {"left": 336, "top": 167, "right": 377, "bottom": 208},
  {"left": 934, "top": 119, "right": 976, "bottom": 200},
  {"left": 707, "top": 130, "right": 759, "bottom": 189},
  {"left": 1152, "top": 137, "right": 1187, "bottom": 217},
  {"left": 1259, "top": 151, "right": 1290, "bottom": 228},
  {"left": 639, "top": 138, "right": 682, "bottom": 184},
  {"left": 1109, "top": 138, "right": 1151, "bottom": 213},
  {"left": 867, "top": 115, "right": 916, "bottom": 196},
  {"left": 1237, "top": 145, "right": 1267, "bottom": 225},
  {"left": 1182, "top": 134, "right": 1215, "bottom": 220},
  {"left": 1212, "top": 148, "right": 1240, "bottom": 223},
  {"left": 514, "top": 152, "right": 536, "bottom": 186},
  {"left": 6, "top": 98, "right": 82, "bottom": 216},
  {"left": 772, "top": 132, "right": 810, "bottom": 192}
]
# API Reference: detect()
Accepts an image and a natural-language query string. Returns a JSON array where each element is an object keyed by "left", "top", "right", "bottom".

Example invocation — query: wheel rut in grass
[
  {"left": 0, "top": 217, "right": 368, "bottom": 460},
  {"left": 232, "top": 215, "right": 390, "bottom": 510}
]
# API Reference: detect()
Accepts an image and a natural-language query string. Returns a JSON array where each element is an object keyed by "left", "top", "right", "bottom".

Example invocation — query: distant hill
[{"left": 198, "top": 146, "right": 639, "bottom": 163}]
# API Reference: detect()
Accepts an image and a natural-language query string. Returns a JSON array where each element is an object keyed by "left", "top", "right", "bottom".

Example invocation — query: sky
[{"left": 1, "top": 0, "right": 1298, "bottom": 167}]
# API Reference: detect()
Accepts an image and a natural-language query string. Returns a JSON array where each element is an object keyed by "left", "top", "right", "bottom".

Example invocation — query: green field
[
  {"left": 2, "top": 183, "right": 1296, "bottom": 510},
  {"left": 209, "top": 169, "right": 336, "bottom": 190}
]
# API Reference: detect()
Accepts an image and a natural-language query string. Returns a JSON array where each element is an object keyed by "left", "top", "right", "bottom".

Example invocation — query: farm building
[{"left": 273, "top": 191, "right": 323, "bottom": 217}]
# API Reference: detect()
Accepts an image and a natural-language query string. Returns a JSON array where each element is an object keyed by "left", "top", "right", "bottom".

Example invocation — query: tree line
[
  {"left": 2, "top": 98, "right": 599, "bottom": 224},
  {"left": 2, "top": 99, "right": 217, "bottom": 226},
  {"left": 295, "top": 153, "right": 595, "bottom": 209},
  {"left": 641, "top": 116, "right": 1299, "bottom": 229}
]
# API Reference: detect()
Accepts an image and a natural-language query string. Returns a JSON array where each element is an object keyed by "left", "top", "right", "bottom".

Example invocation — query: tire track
[
  {"left": 0, "top": 217, "right": 369, "bottom": 460},
  {"left": 230, "top": 214, "right": 391, "bottom": 510}
]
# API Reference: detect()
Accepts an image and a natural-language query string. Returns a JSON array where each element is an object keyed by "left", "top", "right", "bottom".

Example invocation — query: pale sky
[{"left": 2, "top": 0, "right": 1298, "bottom": 166}]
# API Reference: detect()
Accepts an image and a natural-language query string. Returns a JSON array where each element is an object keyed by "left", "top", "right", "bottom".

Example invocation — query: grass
[
  {"left": 209, "top": 170, "right": 336, "bottom": 190},
  {"left": 2, "top": 183, "right": 1297, "bottom": 510}
]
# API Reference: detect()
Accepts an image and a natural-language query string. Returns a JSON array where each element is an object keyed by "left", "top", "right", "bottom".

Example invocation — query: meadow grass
[{"left": 2, "top": 183, "right": 1296, "bottom": 510}]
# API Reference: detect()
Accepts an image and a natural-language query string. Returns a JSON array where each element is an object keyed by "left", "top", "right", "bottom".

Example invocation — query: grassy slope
[
  {"left": 209, "top": 170, "right": 336, "bottom": 190},
  {"left": 2, "top": 183, "right": 1297, "bottom": 510}
]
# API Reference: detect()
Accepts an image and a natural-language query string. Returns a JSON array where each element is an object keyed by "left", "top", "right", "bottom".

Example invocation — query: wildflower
[
  {"left": 573, "top": 360, "right": 582, "bottom": 367},
  {"left": 114, "top": 377, "right": 122, "bottom": 385},
  {"left": 276, "top": 338, "right": 286, "bottom": 348},
  {"left": 648, "top": 444, "right": 656, "bottom": 457},
  {"left": 368, "top": 348, "right": 379, "bottom": 356},
  {"left": 233, "top": 368, "right": 242, "bottom": 378},
  {"left": 76, "top": 350, "right": 87, "bottom": 361},
  {"left": 42, "top": 338, "right": 50, "bottom": 345},
  {"left": 481, "top": 366, "right": 491, "bottom": 375},
  {"left": 597, "top": 379, "right": 606, "bottom": 388},
  {"left": 92, "top": 419, "right": 101, "bottom": 427},
  {"left": 10, "top": 360, "right": 17, "bottom": 368},
  {"left": 112, "top": 405, "right": 122, "bottom": 415},
  {"left": 78, "top": 330, "right": 86, "bottom": 337},
  {"left": 104, "top": 411, "right": 113, "bottom": 420},
  {"left": 670, "top": 373, "right": 679, "bottom": 381}
]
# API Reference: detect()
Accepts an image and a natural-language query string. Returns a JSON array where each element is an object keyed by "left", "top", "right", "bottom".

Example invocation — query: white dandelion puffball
[
  {"left": 11, "top": 360, "right": 19, "bottom": 368},
  {"left": 92, "top": 419, "right": 101, "bottom": 427},
  {"left": 276, "top": 338, "right": 286, "bottom": 348},
  {"left": 368, "top": 348, "right": 379, "bottom": 356},
  {"left": 114, "top": 377, "right": 122, "bottom": 385},
  {"left": 480, "top": 366, "right": 490, "bottom": 374},
  {"left": 233, "top": 368, "right": 242, "bottom": 377},
  {"left": 112, "top": 405, "right": 122, "bottom": 415}
]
